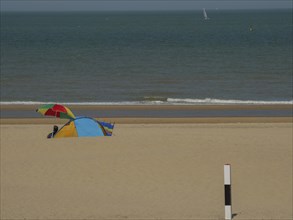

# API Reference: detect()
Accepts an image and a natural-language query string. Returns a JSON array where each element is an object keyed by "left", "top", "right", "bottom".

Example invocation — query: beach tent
[{"left": 54, "top": 116, "right": 113, "bottom": 138}]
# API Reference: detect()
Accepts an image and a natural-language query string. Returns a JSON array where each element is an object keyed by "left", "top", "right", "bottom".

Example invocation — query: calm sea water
[{"left": 1, "top": 10, "right": 292, "bottom": 105}]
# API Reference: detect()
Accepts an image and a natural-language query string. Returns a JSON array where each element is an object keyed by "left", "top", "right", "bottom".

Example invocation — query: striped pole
[{"left": 224, "top": 164, "right": 232, "bottom": 220}]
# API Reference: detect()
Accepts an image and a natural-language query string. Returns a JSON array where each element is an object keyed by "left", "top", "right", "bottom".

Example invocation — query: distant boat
[{"left": 203, "top": 8, "right": 210, "bottom": 20}]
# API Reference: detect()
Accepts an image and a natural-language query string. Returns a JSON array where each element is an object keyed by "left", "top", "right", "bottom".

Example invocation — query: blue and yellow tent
[{"left": 54, "top": 116, "right": 114, "bottom": 138}]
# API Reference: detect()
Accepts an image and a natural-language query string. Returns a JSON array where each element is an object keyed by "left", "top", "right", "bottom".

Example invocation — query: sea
[{"left": 1, "top": 9, "right": 292, "bottom": 106}]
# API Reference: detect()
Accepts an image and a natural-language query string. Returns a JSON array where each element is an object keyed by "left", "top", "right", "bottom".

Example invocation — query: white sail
[{"left": 203, "top": 8, "right": 210, "bottom": 20}]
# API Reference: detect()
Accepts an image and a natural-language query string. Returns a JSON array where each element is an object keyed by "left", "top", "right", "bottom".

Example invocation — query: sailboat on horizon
[{"left": 203, "top": 8, "right": 210, "bottom": 20}]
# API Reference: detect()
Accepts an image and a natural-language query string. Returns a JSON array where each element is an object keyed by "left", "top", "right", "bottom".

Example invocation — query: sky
[{"left": 1, "top": 0, "right": 292, "bottom": 11}]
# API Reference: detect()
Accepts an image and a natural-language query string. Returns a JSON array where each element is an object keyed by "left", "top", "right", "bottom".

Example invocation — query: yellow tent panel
[{"left": 54, "top": 121, "right": 78, "bottom": 138}]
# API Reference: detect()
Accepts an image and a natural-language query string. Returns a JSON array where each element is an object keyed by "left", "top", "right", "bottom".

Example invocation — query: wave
[
  {"left": 1, "top": 98, "right": 292, "bottom": 105},
  {"left": 143, "top": 96, "right": 168, "bottom": 102},
  {"left": 166, "top": 98, "right": 293, "bottom": 105}
]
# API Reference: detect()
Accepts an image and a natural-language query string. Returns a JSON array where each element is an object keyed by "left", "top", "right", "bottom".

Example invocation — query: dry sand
[{"left": 0, "top": 119, "right": 292, "bottom": 220}]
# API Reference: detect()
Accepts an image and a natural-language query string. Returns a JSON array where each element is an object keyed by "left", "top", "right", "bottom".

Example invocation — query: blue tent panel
[{"left": 74, "top": 117, "right": 105, "bottom": 137}]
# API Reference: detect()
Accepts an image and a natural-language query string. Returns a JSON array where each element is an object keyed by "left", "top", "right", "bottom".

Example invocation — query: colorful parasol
[{"left": 36, "top": 104, "right": 75, "bottom": 119}]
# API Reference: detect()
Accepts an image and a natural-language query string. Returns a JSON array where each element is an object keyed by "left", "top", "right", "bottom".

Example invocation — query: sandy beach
[
  {"left": 2, "top": 7, "right": 292, "bottom": 220},
  {"left": 1, "top": 114, "right": 292, "bottom": 219}
]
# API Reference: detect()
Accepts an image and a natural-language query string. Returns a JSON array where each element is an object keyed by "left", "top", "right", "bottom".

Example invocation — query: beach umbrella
[{"left": 36, "top": 104, "right": 75, "bottom": 119}]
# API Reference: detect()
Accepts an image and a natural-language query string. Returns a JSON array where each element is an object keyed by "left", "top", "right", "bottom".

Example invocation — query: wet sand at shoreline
[
  {"left": 1, "top": 104, "right": 292, "bottom": 119},
  {"left": 1, "top": 103, "right": 292, "bottom": 109}
]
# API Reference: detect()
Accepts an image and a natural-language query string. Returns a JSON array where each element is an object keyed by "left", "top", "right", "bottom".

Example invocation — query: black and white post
[{"left": 224, "top": 164, "right": 232, "bottom": 220}]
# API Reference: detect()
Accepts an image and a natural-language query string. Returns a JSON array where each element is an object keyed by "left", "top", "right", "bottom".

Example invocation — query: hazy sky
[{"left": 1, "top": 0, "right": 292, "bottom": 11}]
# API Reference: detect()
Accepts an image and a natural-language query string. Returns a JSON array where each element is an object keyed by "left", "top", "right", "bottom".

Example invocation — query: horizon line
[{"left": 1, "top": 8, "right": 291, "bottom": 12}]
